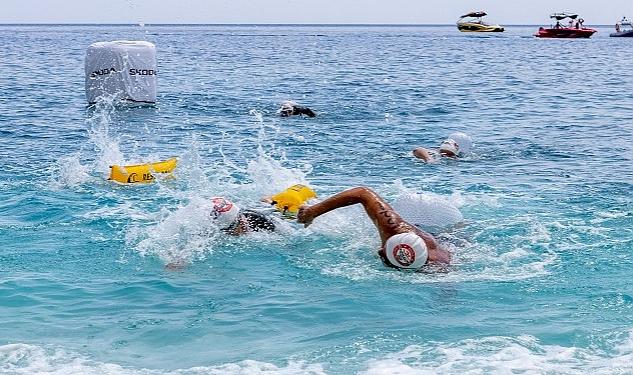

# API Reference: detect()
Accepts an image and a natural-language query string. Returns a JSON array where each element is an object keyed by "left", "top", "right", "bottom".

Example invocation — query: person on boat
[
  {"left": 577, "top": 19, "right": 584, "bottom": 29},
  {"left": 297, "top": 187, "right": 451, "bottom": 269},
  {"left": 412, "top": 132, "right": 472, "bottom": 163},
  {"left": 616, "top": 22, "right": 621, "bottom": 33},
  {"left": 278, "top": 100, "right": 316, "bottom": 117}
]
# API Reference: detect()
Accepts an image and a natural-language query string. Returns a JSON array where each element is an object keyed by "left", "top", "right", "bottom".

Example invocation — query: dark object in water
[{"left": 278, "top": 101, "right": 316, "bottom": 117}]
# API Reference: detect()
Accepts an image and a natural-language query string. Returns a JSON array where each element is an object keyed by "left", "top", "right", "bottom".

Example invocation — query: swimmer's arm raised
[
  {"left": 298, "top": 187, "right": 451, "bottom": 264},
  {"left": 297, "top": 187, "right": 407, "bottom": 241}
]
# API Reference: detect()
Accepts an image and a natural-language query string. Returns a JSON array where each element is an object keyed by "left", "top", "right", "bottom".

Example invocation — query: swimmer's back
[{"left": 241, "top": 210, "right": 276, "bottom": 232}]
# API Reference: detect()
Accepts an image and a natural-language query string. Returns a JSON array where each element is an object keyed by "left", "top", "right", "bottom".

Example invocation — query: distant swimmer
[
  {"left": 297, "top": 187, "right": 451, "bottom": 270},
  {"left": 278, "top": 100, "right": 316, "bottom": 117},
  {"left": 413, "top": 132, "right": 472, "bottom": 163}
]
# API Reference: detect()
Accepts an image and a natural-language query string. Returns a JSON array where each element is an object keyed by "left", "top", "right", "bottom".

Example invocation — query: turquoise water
[{"left": 1, "top": 24, "right": 633, "bottom": 374}]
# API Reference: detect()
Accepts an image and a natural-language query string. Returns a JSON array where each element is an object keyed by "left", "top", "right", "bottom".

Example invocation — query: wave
[
  {"left": 4, "top": 330, "right": 633, "bottom": 374},
  {"left": 361, "top": 332, "right": 633, "bottom": 374},
  {"left": 0, "top": 343, "right": 326, "bottom": 375}
]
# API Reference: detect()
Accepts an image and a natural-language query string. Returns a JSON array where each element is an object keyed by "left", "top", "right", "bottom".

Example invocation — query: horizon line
[{"left": 0, "top": 22, "right": 618, "bottom": 27}]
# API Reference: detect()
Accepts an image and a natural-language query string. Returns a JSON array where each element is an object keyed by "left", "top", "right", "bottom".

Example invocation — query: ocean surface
[{"left": 1, "top": 24, "right": 633, "bottom": 374}]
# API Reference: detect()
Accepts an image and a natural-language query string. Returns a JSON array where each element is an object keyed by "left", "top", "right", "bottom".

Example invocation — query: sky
[{"left": 1, "top": 0, "right": 631, "bottom": 25}]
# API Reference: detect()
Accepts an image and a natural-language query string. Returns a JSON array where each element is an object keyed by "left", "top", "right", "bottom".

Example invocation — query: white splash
[
  {"left": 0, "top": 343, "right": 326, "bottom": 375},
  {"left": 47, "top": 155, "right": 91, "bottom": 190},
  {"left": 128, "top": 196, "right": 220, "bottom": 265},
  {"left": 361, "top": 332, "right": 633, "bottom": 375}
]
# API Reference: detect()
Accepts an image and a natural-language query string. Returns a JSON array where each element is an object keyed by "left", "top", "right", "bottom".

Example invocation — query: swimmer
[
  {"left": 413, "top": 132, "right": 472, "bottom": 163},
  {"left": 210, "top": 197, "right": 276, "bottom": 235},
  {"left": 164, "top": 197, "right": 276, "bottom": 271},
  {"left": 210, "top": 184, "right": 316, "bottom": 234},
  {"left": 278, "top": 100, "right": 316, "bottom": 117},
  {"left": 297, "top": 187, "right": 451, "bottom": 270}
]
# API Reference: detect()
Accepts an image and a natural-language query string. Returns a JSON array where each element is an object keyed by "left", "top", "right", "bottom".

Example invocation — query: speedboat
[
  {"left": 457, "top": 11, "right": 504, "bottom": 32},
  {"left": 611, "top": 17, "right": 633, "bottom": 37},
  {"left": 534, "top": 13, "right": 597, "bottom": 38}
]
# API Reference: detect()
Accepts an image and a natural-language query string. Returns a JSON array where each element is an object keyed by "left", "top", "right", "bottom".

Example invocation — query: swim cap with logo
[
  {"left": 384, "top": 232, "right": 428, "bottom": 269},
  {"left": 448, "top": 132, "right": 473, "bottom": 154},
  {"left": 439, "top": 139, "right": 459, "bottom": 156},
  {"left": 210, "top": 197, "right": 240, "bottom": 229}
]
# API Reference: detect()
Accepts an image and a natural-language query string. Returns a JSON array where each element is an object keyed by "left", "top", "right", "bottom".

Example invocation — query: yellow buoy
[
  {"left": 109, "top": 158, "right": 177, "bottom": 184},
  {"left": 269, "top": 184, "right": 317, "bottom": 214}
]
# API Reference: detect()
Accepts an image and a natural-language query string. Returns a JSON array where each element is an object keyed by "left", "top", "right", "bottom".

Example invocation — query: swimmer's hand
[
  {"left": 412, "top": 147, "right": 436, "bottom": 163},
  {"left": 297, "top": 205, "right": 314, "bottom": 227}
]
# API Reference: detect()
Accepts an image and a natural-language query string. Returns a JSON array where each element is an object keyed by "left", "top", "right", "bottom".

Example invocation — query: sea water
[{"left": 1, "top": 24, "right": 632, "bottom": 374}]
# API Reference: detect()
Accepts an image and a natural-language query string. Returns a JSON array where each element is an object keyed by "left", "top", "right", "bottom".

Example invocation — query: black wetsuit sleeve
[
  {"left": 241, "top": 210, "right": 276, "bottom": 232},
  {"left": 298, "top": 107, "right": 316, "bottom": 117}
]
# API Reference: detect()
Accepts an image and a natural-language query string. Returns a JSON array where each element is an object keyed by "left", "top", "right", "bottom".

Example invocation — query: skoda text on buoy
[{"left": 85, "top": 40, "right": 157, "bottom": 104}]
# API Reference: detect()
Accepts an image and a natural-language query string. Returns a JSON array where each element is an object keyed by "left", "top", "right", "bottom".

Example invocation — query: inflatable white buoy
[
  {"left": 85, "top": 41, "right": 157, "bottom": 105},
  {"left": 392, "top": 193, "right": 463, "bottom": 232}
]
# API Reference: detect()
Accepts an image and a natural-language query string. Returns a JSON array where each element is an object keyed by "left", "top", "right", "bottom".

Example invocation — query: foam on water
[
  {"left": 0, "top": 344, "right": 326, "bottom": 375},
  {"left": 47, "top": 154, "right": 92, "bottom": 190},
  {"left": 127, "top": 197, "right": 220, "bottom": 264},
  {"left": 5, "top": 329, "right": 633, "bottom": 375},
  {"left": 361, "top": 332, "right": 633, "bottom": 375}
]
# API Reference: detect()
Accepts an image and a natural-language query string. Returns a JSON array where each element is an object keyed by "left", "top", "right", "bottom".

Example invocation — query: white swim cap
[
  {"left": 448, "top": 132, "right": 473, "bottom": 154},
  {"left": 439, "top": 139, "right": 459, "bottom": 156},
  {"left": 280, "top": 100, "right": 298, "bottom": 109},
  {"left": 385, "top": 232, "right": 428, "bottom": 269},
  {"left": 210, "top": 197, "right": 240, "bottom": 229}
]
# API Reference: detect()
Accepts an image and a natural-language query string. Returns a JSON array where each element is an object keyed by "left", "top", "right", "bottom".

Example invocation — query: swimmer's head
[
  {"left": 210, "top": 197, "right": 241, "bottom": 230},
  {"left": 278, "top": 101, "right": 298, "bottom": 116},
  {"left": 385, "top": 232, "right": 428, "bottom": 270},
  {"left": 439, "top": 139, "right": 459, "bottom": 157},
  {"left": 447, "top": 132, "right": 473, "bottom": 154}
]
